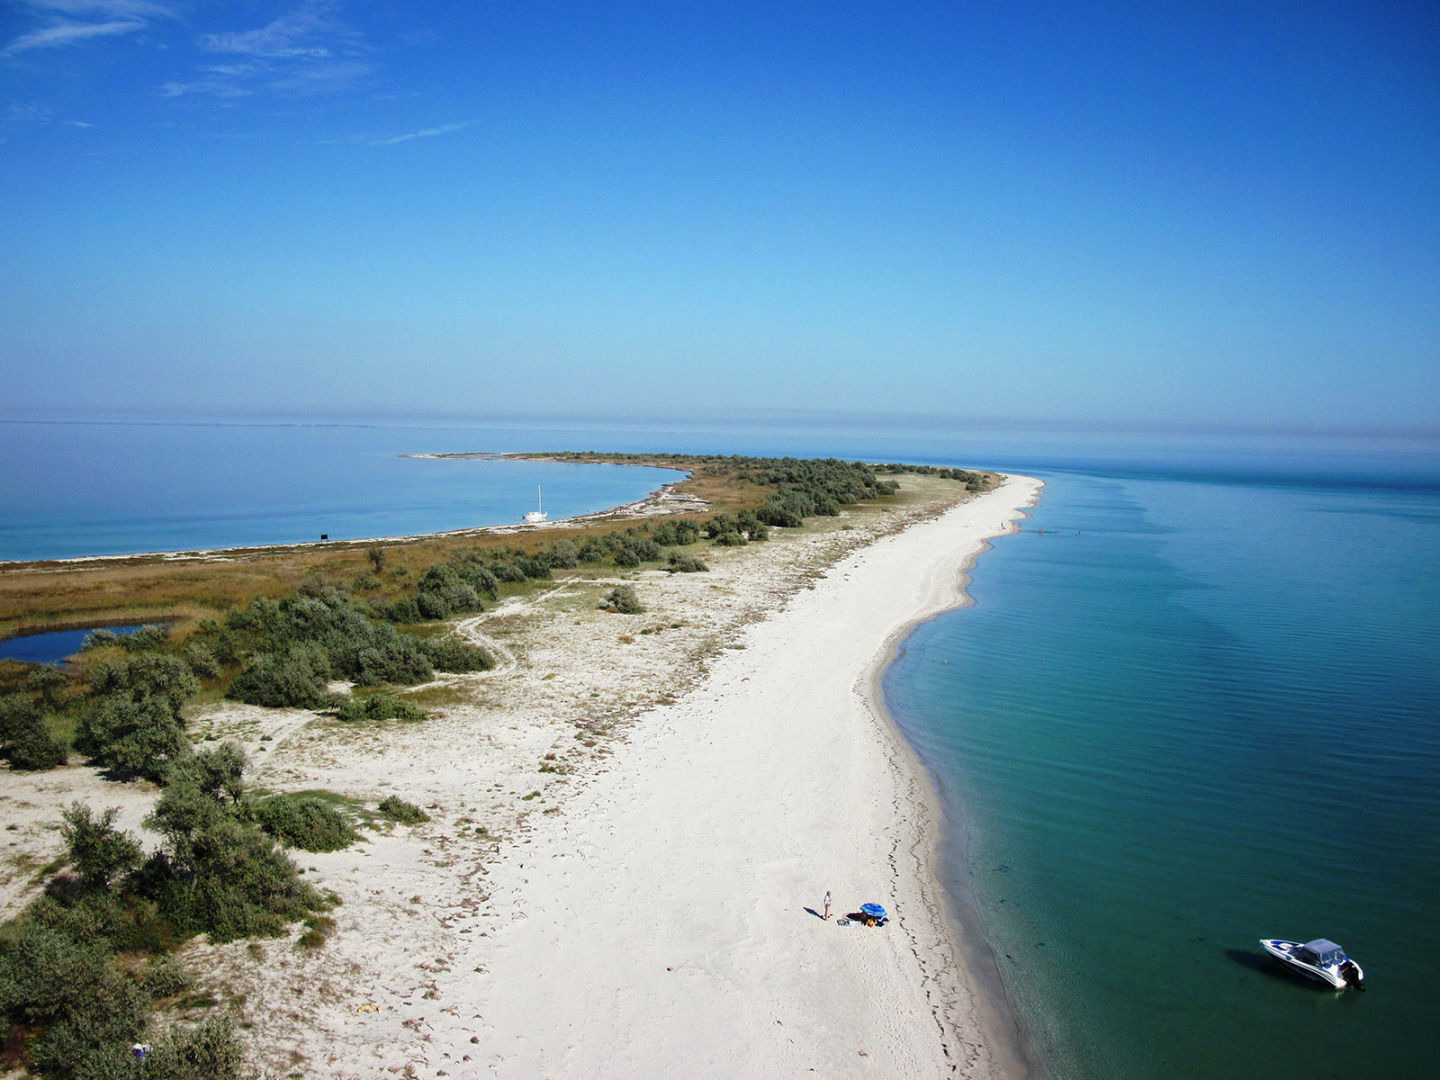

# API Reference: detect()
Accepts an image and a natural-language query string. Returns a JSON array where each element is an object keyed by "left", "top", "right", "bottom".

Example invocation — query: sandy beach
[
  {"left": 462, "top": 474, "right": 1042, "bottom": 1078},
  {"left": 0, "top": 472, "right": 1040, "bottom": 1078}
]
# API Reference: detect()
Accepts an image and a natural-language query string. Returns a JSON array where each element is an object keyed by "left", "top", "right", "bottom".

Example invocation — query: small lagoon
[{"left": 0, "top": 625, "right": 151, "bottom": 666}]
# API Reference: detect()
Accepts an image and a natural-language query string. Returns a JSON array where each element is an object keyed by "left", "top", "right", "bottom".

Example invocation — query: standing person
[{"left": 823, "top": 891, "right": 832, "bottom": 921}]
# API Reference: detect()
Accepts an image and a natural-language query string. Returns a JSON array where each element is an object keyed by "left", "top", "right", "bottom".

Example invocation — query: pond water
[{"left": 0, "top": 625, "right": 151, "bottom": 667}]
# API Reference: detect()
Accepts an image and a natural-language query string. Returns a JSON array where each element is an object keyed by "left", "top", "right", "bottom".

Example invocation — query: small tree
[
  {"left": 59, "top": 803, "right": 142, "bottom": 892},
  {"left": 76, "top": 656, "right": 195, "bottom": 783},
  {"left": 367, "top": 546, "right": 388, "bottom": 574}
]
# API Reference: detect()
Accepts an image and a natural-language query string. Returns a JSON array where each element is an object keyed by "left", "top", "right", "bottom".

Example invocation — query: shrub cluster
[
  {"left": 75, "top": 653, "right": 198, "bottom": 781},
  {"left": 0, "top": 691, "right": 68, "bottom": 771},
  {"left": 142, "top": 748, "right": 320, "bottom": 942},
  {"left": 704, "top": 510, "right": 769, "bottom": 545},
  {"left": 0, "top": 746, "right": 313, "bottom": 1079},
  {"left": 249, "top": 793, "right": 357, "bottom": 852},
  {"left": 666, "top": 552, "right": 709, "bottom": 573},
  {"left": 82, "top": 623, "right": 171, "bottom": 653},
  {"left": 377, "top": 795, "right": 430, "bottom": 825},
  {"left": 874, "top": 462, "right": 994, "bottom": 490},
  {"left": 650, "top": 520, "right": 702, "bottom": 547},
  {"left": 600, "top": 585, "right": 645, "bottom": 615},
  {"left": 223, "top": 586, "right": 432, "bottom": 695},
  {"left": 418, "top": 635, "right": 495, "bottom": 673},
  {"left": 577, "top": 531, "right": 662, "bottom": 568},
  {"left": 334, "top": 693, "right": 427, "bottom": 723}
]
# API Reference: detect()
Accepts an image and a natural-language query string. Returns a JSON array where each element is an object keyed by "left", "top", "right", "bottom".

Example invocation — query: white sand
[{"left": 461, "top": 475, "right": 1041, "bottom": 1077}]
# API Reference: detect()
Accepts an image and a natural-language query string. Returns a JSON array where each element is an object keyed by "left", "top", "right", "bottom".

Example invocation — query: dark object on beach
[
  {"left": 856, "top": 903, "right": 889, "bottom": 927},
  {"left": 321, "top": 534, "right": 328, "bottom": 540}
]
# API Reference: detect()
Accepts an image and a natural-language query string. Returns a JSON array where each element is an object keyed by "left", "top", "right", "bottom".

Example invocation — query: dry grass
[
  {"left": 0, "top": 462, "right": 978, "bottom": 643},
  {"left": 0, "top": 468, "right": 727, "bottom": 636}
]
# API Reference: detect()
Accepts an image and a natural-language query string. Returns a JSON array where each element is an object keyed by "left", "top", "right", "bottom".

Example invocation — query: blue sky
[{"left": 2, "top": 1, "right": 1437, "bottom": 432}]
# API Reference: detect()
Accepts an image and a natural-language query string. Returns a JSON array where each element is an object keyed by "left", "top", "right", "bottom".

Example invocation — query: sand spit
[
  {"left": 0, "top": 474, "right": 1039, "bottom": 1079},
  {"left": 1, "top": 474, "right": 702, "bottom": 569}
]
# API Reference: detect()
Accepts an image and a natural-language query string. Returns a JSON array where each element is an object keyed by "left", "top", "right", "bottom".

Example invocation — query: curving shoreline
[
  {"left": 457, "top": 475, "right": 1043, "bottom": 1076},
  {"left": 861, "top": 475, "right": 1045, "bottom": 1077}
]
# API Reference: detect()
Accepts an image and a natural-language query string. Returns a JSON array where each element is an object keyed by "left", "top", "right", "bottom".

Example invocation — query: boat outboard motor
[{"left": 1340, "top": 960, "right": 1365, "bottom": 990}]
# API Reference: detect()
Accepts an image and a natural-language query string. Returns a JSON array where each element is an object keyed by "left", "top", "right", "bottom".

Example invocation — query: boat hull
[{"left": 1260, "top": 939, "right": 1364, "bottom": 990}]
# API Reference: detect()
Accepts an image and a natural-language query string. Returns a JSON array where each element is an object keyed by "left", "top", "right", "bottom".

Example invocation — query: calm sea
[
  {"left": 886, "top": 463, "right": 1440, "bottom": 1079},
  {"left": 4, "top": 416, "right": 1438, "bottom": 1076},
  {"left": 0, "top": 421, "right": 684, "bottom": 562}
]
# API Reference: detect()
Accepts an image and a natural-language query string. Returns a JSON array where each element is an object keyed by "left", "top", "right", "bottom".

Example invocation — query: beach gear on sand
[{"left": 859, "top": 903, "right": 889, "bottom": 927}]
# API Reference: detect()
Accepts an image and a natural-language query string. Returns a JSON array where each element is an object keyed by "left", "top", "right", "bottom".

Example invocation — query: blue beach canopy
[{"left": 860, "top": 904, "right": 887, "bottom": 918}]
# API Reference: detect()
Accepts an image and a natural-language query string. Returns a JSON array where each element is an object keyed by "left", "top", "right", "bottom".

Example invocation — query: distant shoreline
[{"left": 0, "top": 459, "right": 697, "bottom": 571}]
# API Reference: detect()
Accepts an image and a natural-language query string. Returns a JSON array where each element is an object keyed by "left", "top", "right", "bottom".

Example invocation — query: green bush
[
  {"left": 250, "top": 794, "right": 357, "bottom": 853},
  {"left": 136, "top": 954, "right": 193, "bottom": 999},
  {"left": 76, "top": 654, "right": 197, "bottom": 781},
  {"left": 600, "top": 585, "right": 644, "bottom": 614},
  {"left": 121, "top": 624, "right": 172, "bottom": 652},
  {"left": 666, "top": 552, "right": 709, "bottom": 574},
  {"left": 0, "top": 922, "right": 148, "bottom": 1079},
  {"left": 183, "top": 642, "right": 220, "bottom": 679},
  {"left": 334, "top": 694, "right": 427, "bottom": 723},
  {"left": 651, "top": 520, "right": 701, "bottom": 546},
  {"left": 416, "top": 564, "right": 483, "bottom": 619},
  {"left": 60, "top": 804, "right": 142, "bottom": 893},
  {"left": 144, "top": 748, "right": 320, "bottom": 942},
  {"left": 226, "top": 643, "right": 331, "bottom": 709},
  {"left": 143, "top": 1017, "right": 252, "bottom": 1080},
  {"left": 420, "top": 636, "right": 496, "bottom": 673},
  {"left": 544, "top": 540, "right": 579, "bottom": 569},
  {"left": 1, "top": 695, "right": 67, "bottom": 771},
  {"left": 576, "top": 536, "right": 610, "bottom": 563},
  {"left": 377, "top": 796, "right": 430, "bottom": 825},
  {"left": 218, "top": 588, "right": 432, "bottom": 688},
  {"left": 25, "top": 667, "right": 70, "bottom": 709}
]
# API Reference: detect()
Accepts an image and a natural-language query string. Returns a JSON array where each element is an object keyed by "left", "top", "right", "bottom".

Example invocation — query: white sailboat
[{"left": 523, "top": 485, "right": 547, "bottom": 523}]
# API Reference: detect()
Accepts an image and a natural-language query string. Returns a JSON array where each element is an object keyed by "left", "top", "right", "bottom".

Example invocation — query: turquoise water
[{"left": 885, "top": 469, "right": 1440, "bottom": 1078}]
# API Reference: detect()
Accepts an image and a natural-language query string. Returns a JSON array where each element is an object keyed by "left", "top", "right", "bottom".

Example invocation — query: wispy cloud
[
  {"left": 4, "top": 1, "right": 175, "bottom": 55},
  {"left": 30, "top": 1, "right": 173, "bottom": 15},
  {"left": 368, "top": 121, "right": 472, "bottom": 146},
  {"left": 320, "top": 121, "right": 474, "bottom": 147},
  {"left": 201, "top": 3, "right": 340, "bottom": 59},
  {"left": 6, "top": 18, "right": 144, "bottom": 54},
  {"left": 161, "top": 2, "right": 370, "bottom": 99},
  {"left": 4, "top": 102, "right": 92, "bottom": 128}
]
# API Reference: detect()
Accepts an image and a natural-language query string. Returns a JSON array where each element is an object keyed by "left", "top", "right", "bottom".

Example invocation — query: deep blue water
[
  {"left": 0, "top": 625, "right": 151, "bottom": 666},
  {"left": 885, "top": 467, "right": 1440, "bottom": 1079}
]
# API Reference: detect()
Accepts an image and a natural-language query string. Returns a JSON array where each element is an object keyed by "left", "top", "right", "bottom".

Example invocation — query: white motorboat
[
  {"left": 1260, "top": 938, "right": 1365, "bottom": 990},
  {"left": 523, "top": 486, "right": 547, "bottom": 523}
]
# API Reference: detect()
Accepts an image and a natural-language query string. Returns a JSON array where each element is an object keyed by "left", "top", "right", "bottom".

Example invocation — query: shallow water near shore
[{"left": 886, "top": 468, "right": 1440, "bottom": 1078}]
